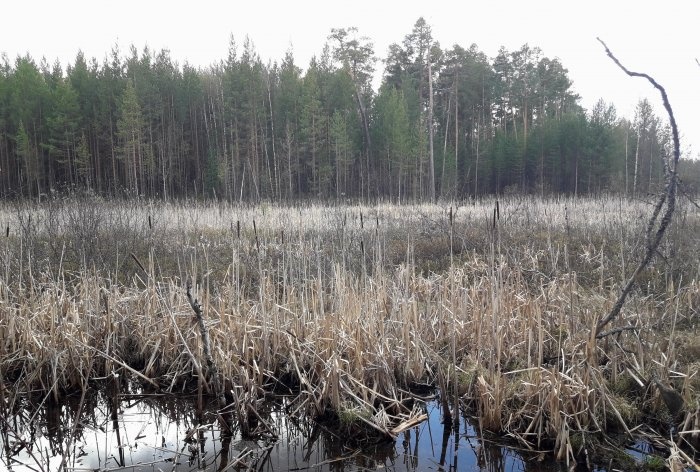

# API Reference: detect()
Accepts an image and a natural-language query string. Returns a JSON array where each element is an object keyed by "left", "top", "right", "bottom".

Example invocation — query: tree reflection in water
[{"left": 1, "top": 385, "right": 605, "bottom": 471}]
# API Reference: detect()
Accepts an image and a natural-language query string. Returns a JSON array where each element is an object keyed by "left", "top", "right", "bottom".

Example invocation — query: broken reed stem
[{"left": 186, "top": 277, "right": 226, "bottom": 411}]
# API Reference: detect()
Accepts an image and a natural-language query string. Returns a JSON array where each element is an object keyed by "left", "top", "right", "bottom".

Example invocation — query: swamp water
[{"left": 0, "top": 387, "right": 663, "bottom": 471}]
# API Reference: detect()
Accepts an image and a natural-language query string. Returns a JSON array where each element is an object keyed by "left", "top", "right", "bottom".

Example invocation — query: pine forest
[{"left": 2, "top": 18, "right": 699, "bottom": 202}]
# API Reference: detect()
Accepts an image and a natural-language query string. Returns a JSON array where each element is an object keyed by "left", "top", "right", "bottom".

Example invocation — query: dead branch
[
  {"left": 186, "top": 277, "right": 227, "bottom": 412},
  {"left": 595, "top": 325, "right": 639, "bottom": 339},
  {"left": 595, "top": 38, "right": 681, "bottom": 337}
]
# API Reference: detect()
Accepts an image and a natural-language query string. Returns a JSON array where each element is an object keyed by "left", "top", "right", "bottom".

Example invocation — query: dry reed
[{"left": 0, "top": 194, "right": 698, "bottom": 462}]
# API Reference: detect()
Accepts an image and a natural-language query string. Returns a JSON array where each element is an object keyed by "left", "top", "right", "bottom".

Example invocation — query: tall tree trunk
[
  {"left": 286, "top": 123, "right": 293, "bottom": 199},
  {"left": 110, "top": 116, "right": 117, "bottom": 194},
  {"left": 574, "top": 150, "right": 579, "bottom": 197},
  {"left": 219, "top": 82, "right": 229, "bottom": 199},
  {"left": 475, "top": 121, "right": 480, "bottom": 198},
  {"left": 228, "top": 123, "right": 235, "bottom": 200},
  {"left": 441, "top": 94, "right": 451, "bottom": 196},
  {"left": 262, "top": 106, "right": 274, "bottom": 200},
  {"left": 202, "top": 98, "right": 211, "bottom": 196},
  {"left": 624, "top": 127, "right": 629, "bottom": 196},
  {"left": 354, "top": 88, "right": 371, "bottom": 200},
  {"left": 427, "top": 48, "right": 436, "bottom": 203},
  {"left": 148, "top": 123, "right": 154, "bottom": 196},
  {"left": 648, "top": 140, "right": 654, "bottom": 191},
  {"left": 267, "top": 81, "right": 280, "bottom": 200},
  {"left": 633, "top": 128, "right": 641, "bottom": 197},
  {"left": 454, "top": 78, "right": 459, "bottom": 196}
]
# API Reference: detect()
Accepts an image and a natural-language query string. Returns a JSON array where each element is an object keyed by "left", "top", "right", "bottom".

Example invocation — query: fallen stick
[{"left": 390, "top": 413, "right": 428, "bottom": 436}]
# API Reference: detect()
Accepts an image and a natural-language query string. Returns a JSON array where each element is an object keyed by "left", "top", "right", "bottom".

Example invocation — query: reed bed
[{"left": 1, "top": 194, "right": 699, "bottom": 464}]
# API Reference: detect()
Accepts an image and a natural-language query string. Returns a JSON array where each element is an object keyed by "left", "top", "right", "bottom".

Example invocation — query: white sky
[{"left": 2, "top": 0, "right": 698, "bottom": 157}]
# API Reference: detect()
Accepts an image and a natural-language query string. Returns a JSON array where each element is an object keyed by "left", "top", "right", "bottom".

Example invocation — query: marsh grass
[{"left": 0, "top": 194, "right": 699, "bottom": 464}]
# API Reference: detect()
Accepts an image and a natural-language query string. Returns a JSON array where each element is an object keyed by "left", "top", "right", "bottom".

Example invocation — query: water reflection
[{"left": 0, "top": 387, "right": 600, "bottom": 471}]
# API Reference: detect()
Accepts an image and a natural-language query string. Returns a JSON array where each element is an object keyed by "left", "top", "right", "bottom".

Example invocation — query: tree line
[{"left": 0, "top": 18, "right": 691, "bottom": 202}]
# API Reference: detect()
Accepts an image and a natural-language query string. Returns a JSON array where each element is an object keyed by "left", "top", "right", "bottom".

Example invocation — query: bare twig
[{"left": 594, "top": 38, "right": 681, "bottom": 337}]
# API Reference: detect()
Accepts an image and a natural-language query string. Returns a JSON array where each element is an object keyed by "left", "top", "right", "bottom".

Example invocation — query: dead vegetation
[{"left": 0, "top": 195, "right": 699, "bottom": 467}]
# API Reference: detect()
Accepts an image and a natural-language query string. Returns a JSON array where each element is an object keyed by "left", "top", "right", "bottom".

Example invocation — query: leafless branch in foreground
[{"left": 594, "top": 38, "right": 681, "bottom": 338}]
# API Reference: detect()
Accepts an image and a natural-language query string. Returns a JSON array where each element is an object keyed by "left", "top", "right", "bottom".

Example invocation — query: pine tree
[{"left": 117, "top": 80, "right": 147, "bottom": 194}]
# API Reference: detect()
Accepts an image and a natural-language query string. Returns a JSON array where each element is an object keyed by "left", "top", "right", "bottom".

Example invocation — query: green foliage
[
  {"left": 374, "top": 85, "right": 414, "bottom": 197},
  {"left": 0, "top": 22, "right": 679, "bottom": 201}
]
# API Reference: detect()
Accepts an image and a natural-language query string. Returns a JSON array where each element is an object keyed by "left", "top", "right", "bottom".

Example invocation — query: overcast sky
[{"left": 2, "top": 0, "right": 698, "bottom": 157}]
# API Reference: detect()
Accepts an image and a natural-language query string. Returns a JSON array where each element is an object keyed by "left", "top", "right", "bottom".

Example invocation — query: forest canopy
[{"left": 1, "top": 17, "right": 695, "bottom": 201}]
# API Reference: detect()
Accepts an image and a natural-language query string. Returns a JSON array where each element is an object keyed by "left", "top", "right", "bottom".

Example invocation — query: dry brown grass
[{"left": 1, "top": 194, "right": 699, "bottom": 460}]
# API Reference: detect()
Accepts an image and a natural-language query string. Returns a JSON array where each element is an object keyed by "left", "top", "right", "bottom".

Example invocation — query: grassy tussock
[{"left": 1, "top": 194, "right": 699, "bottom": 459}]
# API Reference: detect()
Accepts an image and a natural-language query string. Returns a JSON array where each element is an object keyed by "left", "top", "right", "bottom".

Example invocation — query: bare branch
[
  {"left": 594, "top": 38, "right": 681, "bottom": 337},
  {"left": 597, "top": 38, "right": 680, "bottom": 166},
  {"left": 595, "top": 325, "right": 639, "bottom": 339}
]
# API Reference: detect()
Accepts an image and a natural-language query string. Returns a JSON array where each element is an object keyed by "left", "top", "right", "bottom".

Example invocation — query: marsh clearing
[{"left": 1, "top": 195, "right": 699, "bottom": 470}]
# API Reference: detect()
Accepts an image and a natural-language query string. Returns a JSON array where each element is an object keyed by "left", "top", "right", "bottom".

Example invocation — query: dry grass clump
[{"left": 1, "top": 194, "right": 699, "bottom": 461}]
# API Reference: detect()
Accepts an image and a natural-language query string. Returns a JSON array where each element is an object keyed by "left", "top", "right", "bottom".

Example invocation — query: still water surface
[{"left": 0, "top": 387, "right": 638, "bottom": 471}]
